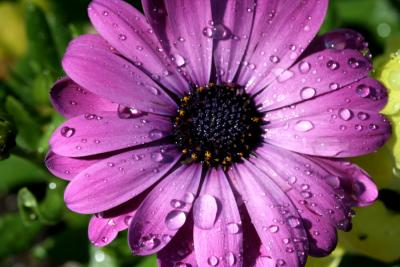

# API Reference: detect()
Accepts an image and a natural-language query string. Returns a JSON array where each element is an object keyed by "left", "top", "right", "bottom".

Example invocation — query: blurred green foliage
[{"left": 0, "top": 0, "right": 399, "bottom": 266}]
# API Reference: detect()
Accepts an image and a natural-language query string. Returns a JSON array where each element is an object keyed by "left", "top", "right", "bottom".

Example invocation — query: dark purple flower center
[{"left": 172, "top": 83, "right": 262, "bottom": 166}]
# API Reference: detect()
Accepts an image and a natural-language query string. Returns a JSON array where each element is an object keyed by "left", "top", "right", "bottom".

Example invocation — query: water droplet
[
  {"left": 269, "top": 225, "right": 279, "bottom": 233},
  {"left": 277, "top": 70, "right": 294, "bottom": 83},
  {"left": 207, "top": 255, "right": 219, "bottom": 266},
  {"left": 118, "top": 105, "right": 143, "bottom": 119},
  {"left": 170, "top": 199, "right": 185, "bottom": 209},
  {"left": 172, "top": 54, "right": 186, "bottom": 67},
  {"left": 61, "top": 126, "right": 75, "bottom": 138},
  {"left": 124, "top": 216, "right": 133, "bottom": 226},
  {"left": 300, "top": 191, "right": 312, "bottom": 199},
  {"left": 300, "top": 87, "right": 316, "bottom": 100},
  {"left": 165, "top": 210, "right": 187, "bottom": 230},
  {"left": 178, "top": 37, "right": 185, "bottom": 42},
  {"left": 183, "top": 192, "right": 195, "bottom": 204},
  {"left": 329, "top": 83, "right": 339, "bottom": 90},
  {"left": 227, "top": 222, "right": 241, "bottom": 234},
  {"left": 287, "top": 216, "right": 301, "bottom": 228},
  {"left": 355, "top": 124, "right": 363, "bottom": 131},
  {"left": 357, "top": 112, "right": 369, "bottom": 121},
  {"left": 102, "top": 10, "right": 109, "bottom": 16},
  {"left": 151, "top": 152, "right": 164, "bottom": 162},
  {"left": 356, "top": 84, "right": 371, "bottom": 98},
  {"left": 339, "top": 108, "right": 353, "bottom": 121},
  {"left": 348, "top": 57, "right": 361, "bottom": 68},
  {"left": 270, "top": 55, "right": 280, "bottom": 64},
  {"left": 226, "top": 252, "right": 236, "bottom": 266},
  {"left": 149, "top": 129, "right": 163, "bottom": 140},
  {"left": 369, "top": 124, "right": 379, "bottom": 130},
  {"left": 203, "top": 24, "right": 230, "bottom": 40},
  {"left": 299, "top": 61, "right": 311, "bottom": 74},
  {"left": 294, "top": 120, "right": 314, "bottom": 132},
  {"left": 327, "top": 60, "right": 340, "bottom": 70},
  {"left": 276, "top": 259, "right": 286, "bottom": 266},
  {"left": 119, "top": 34, "right": 127, "bottom": 41},
  {"left": 107, "top": 162, "right": 115, "bottom": 167},
  {"left": 325, "top": 175, "right": 340, "bottom": 188},
  {"left": 193, "top": 194, "right": 218, "bottom": 230}
]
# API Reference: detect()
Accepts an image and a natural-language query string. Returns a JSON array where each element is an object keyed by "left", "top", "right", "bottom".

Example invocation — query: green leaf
[
  {"left": 5, "top": 96, "right": 42, "bottom": 151},
  {"left": 89, "top": 247, "right": 118, "bottom": 267},
  {"left": 136, "top": 255, "right": 157, "bottom": 267},
  {"left": 25, "top": 2, "right": 60, "bottom": 75},
  {"left": 38, "top": 180, "right": 66, "bottom": 224},
  {"left": 0, "top": 213, "right": 42, "bottom": 261},
  {"left": 17, "top": 187, "right": 42, "bottom": 224}
]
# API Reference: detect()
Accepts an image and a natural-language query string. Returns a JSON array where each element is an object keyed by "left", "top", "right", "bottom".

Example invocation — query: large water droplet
[
  {"left": 207, "top": 255, "right": 219, "bottom": 266},
  {"left": 287, "top": 216, "right": 301, "bottom": 228},
  {"left": 300, "top": 87, "right": 316, "bottom": 100},
  {"left": 294, "top": 120, "right": 314, "bottom": 132},
  {"left": 149, "top": 129, "right": 164, "bottom": 140},
  {"left": 226, "top": 252, "right": 236, "bottom": 266},
  {"left": 118, "top": 105, "right": 143, "bottom": 119},
  {"left": 165, "top": 210, "right": 187, "bottom": 230},
  {"left": 193, "top": 194, "right": 218, "bottom": 230},
  {"left": 326, "top": 60, "right": 340, "bottom": 70},
  {"left": 203, "top": 24, "right": 230, "bottom": 40},
  {"left": 356, "top": 84, "right": 371, "bottom": 98},
  {"left": 183, "top": 192, "right": 195, "bottom": 204},
  {"left": 325, "top": 175, "right": 341, "bottom": 188},
  {"left": 269, "top": 225, "right": 279, "bottom": 233},
  {"left": 227, "top": 222, "right": 241, "bottom": 234},
  {"left": 172, "top": 54, "right": 186, "bottom": 67},
  {"left": 339, "top": 108, "right": 353, "bottom": 121},
  {"left": 299, "top": 61, "right": 311, "bottom": 74},
  {"left": 277, "top": 70, "right": 294, "bottom": 83},
  {"left": 61, "top": 126, "right": 75, "bottom": 138},
  {"left": 151, "top": 152, "right": 164, "bottom": 162}
]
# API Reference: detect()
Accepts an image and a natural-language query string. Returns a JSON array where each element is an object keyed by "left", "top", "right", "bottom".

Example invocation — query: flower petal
[
  {"left": 45, "top": 150, "right": 100, "bottom": 181},
  {"left": 128, "top": 164, "right": 202, "bottom": 255},
  {"left": 263, "top": 79, "right": 391, "bottom": 157},
  {"left": 62, "top": 34, "right": 177, "bottom": 116},
  {"left": 256, "top": 49, "right": 372, "bottom": 111},
  {"left": 88, "top": 0, "right": 189, "bottom": 96},
  {"left": 88, "top": 197, "right": 144, "bottom": 247},
  {"left": 212, "top": 0, "right": 255, "bottom": 83},
  {"left": 229, "top": 160, "right": 309, "bottom": 267},
  {"left": 64, "top": 144, "right": 180, "bottom": 214},
  {"left": 142, "top": 0, "right": 213, "bottom": 86},
  {"left": 50, "top": 112, "right": 172, "bottom": 157},
  {"left": 306, "top": 157, "right": 379, "bottom": 207},
  {"left": 193, "top": 168, "right": 243, "bottom": 267},
  {"left": 157, "top": 220, "right": 197, "bottom": 267},
  {"left": 251, "top": 144, "right": 356, "bottom": 231},
  {"left": 237, "top": 0, "right": 328, "bottom": 94},
  {"left": 50, "top": 77, "right": 118, "bottom": 118}
]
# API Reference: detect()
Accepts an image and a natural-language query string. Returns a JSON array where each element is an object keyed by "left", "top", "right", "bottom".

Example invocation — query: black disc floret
[{"left": 172, "top": 83, "right": 263, "bottom": 166}]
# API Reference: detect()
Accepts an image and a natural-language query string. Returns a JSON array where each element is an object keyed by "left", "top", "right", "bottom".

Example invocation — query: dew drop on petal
[
  {"left": 170, "top": 199, "right": 185, "bottom": 209},
  {"left": 207, "top": 255, "right": 219, "bottom": 266},
  {"left": 118, "top": 105, "right": 143, "bottom": 119},
  {"left": 329, "top": 83, "right": 340, "bottom": 90},
  {"left": 277, "top": 70, "right": 294, "bottom": 83},
  {"left": 299, "top": 61, "right": 311, "bottom": 74},
  {"left": 226, "top": 252, "right": 236, "bottom": 266},
  {"left": 269, "top": 225, "right": 279, "bottom": 233},
  {"left": 356, "top": 84, "right": 371, "bottom": 98},
  {"left": 287, "top": 216, "right": 301, "bottom": 228},
  {"left": 149, "top": 129, "right": 164, "bottom": 140},
  {"left": 357, "top": 112, "right": 370, "bottom": 121},
  {"left": 300, "top": 87, "right": 316, "bottom": 100},
  {"left": 165, "top": 210, "right": 187, "bottom": 230},
  {"left": 294, "top": 120, "right": 314, "bottom": 132},
  {"left": 326, "top": 60, "right": 340, "bottom": 70},
  {"left": 172, "top": 54, "right": 186, "bottom": 67},
  {"left": 227, "top": 222, "right": 241, "bottom": 234},
  {"left": 270, "top": 55, "right": 280, "bottom": 64},
  {"left": 61, "top": 126, "right": 75, "bottom": 138},
  {"left": 339, "top": 108, "right": 353, "bottom": 121},
  {"left": 193, "top": 194, "right": 218, "bottom": 230},
  {"left": 119, "top": 34, "right": 127, "bottom": 41},
  {"left": 151, "top": 152, "right": 164, "bottom": 162},
  {"left": 324, "top": 175, "right": 341, "bottom": 188},
  {"left": 183, "top": 192, "right": 195, "bottom": 204}
]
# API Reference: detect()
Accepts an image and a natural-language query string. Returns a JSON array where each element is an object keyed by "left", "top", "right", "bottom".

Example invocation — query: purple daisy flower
[{"left": 46, "top": 0, "right": 391, "bottom": 266}]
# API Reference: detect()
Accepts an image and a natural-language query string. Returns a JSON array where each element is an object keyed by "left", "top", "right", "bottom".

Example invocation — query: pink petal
[
  {"left": 64, "top": 144, "right": 180, "bottom": 214},
  {"left": 229, "top": 160, "right": 309, "bottom": 267},
  {"left": 88, "top": 0, "right": 189, "bottom": 96},
  {"left": 142, "top": 0, "right": 213, "bottom": 86},
  {"left": 212, "top": 0, "right": 255, "bottom": 83},
  {"left": 45, "top": 150, "right": 100, "bottom": 181},
  {"left": 50, "top": 77, "right": 118, "bottom": 119},
  {"left": 237, "top": 0, "right": 328, "bottom": 94},
  {"left": 128, "top": 164, "right": 202, "bottom": 255},
  {"left": 193, "top": 168, "right": 243, "bottom": 267},
  {"left": 157, "top": 220, "right": 197, "bottom": 267},
  {"left": 256, "top": 49, "right": 372, "bottom": 111},
  {"left": 50, "top": 112, "right": 172, "bottom": 157},
  {"left": 262, "top": 79, "right": 391, "bottom": 158},
  {"left": 62, "top": 34, "right": 177, "bottom": 116}
]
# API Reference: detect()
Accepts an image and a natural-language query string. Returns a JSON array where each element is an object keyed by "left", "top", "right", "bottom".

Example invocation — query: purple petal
[
  {"left": 212, "top": 0, "right": 255, "bottom": 83},
  {"left": 228, "top": 160, "right": 309, "bottom": 267},
  {"left": 50, "top": 112, "right": 172, "bottom": 157},
  {"left": 255, "top": 49, "right": 372, "bottom": 111},
  {"left": 64, "top": 144, "right": 180, "bottom": 214},
  {"left": 303, "top": 29, "right": 370, "bottom": 57},
  {"left": 236, "top": 0, "right": 328, "bottom": 94},
  {"left": 142, "top": 0, "right": 213, "bottom": 86},
  {"left": 62, "top": 34, "right": 177, "bottom": 116},
  {"left": 45, "top": 150, "right": 100, "bottom": 180},
  {"left": 157, "top": 220, "right": 197, "bottom": 267},
  {"left": 262, "top": 79, "right": 391, "bottom": 158},
  {"left": 89, "top": 196, "right": 143, "bottom": 247},
  {"left": 306, "top": 157, "right": 379, "bottom": 207},
  {"left": 128, "top": 164, "right": 202, "bottom": 255},
  {"left": 193, "top": 168, "right": 243, "bottom": 267},
  {"left": 88, "top": 0, "right": 189, "bottom": 96},
  {"left": 50, "top": 77, "right": 118, "bottom": 119}
]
